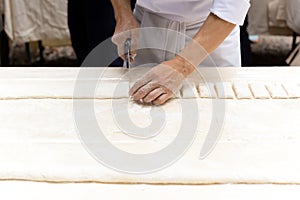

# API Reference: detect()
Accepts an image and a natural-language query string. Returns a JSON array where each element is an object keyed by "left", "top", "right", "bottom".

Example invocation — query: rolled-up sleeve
[{"left": 210, "top": 0, "right": 251, "bottom": 26}]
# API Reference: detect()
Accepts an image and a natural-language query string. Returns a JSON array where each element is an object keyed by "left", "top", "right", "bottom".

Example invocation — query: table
[{"left": 0, "top": 67, "right": 300, "bottom": 199}]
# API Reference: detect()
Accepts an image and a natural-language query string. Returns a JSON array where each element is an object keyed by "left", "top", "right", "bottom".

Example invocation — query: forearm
[
  {"left": 194, "top": 13, "right": 236, "bottom": 54},
  {"left": 110, "top": 0, "right": 134, "bottom": 22},
  {"left": 176, "top": 13, "right": 236, "bottom": 76}
]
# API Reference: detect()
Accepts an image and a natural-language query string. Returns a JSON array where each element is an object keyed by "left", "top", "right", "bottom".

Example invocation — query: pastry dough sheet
[
  {"left": 0, "top": 99, "right": 300, "bottom": 184},
  {"left": 1, "top": 67, "right": 300, "bottom": 186},
  {"left": 1, "top": 181, "right": 300, "bottom": 200},
  {"left": 1, "top": 67, "right": 299, "bottom": 100}
]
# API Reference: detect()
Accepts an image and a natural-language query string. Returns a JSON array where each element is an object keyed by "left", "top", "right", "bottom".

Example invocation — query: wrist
[
  {"left": 176, "top": 40, "right": 208, "bottom": 70},
  {"left": 115, "top": 10, "right": 134, "bottom": 23},
  {"left": 174, "top": 55, "right": 195, "bottom": 77},
  {"left": 167, "top": 56, "right": 195, "bottom": 77}
]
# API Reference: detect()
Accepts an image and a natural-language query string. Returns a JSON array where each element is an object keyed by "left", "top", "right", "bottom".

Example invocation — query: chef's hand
[
  {"left": 129, "top": 57, "right": 194, "bottom": 105},
  {"left": 112, "top": 12, "right": 140, "bottom": 62}
]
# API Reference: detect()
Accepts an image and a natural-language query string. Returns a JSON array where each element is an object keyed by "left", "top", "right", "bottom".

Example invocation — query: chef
[{"left": 111, "top": 0, "right": 250, "bottom": 105}]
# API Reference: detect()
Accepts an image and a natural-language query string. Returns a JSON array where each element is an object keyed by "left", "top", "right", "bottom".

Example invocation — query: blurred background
[{"left": 0, "top": 0, "right": 299, "bottom": 67}]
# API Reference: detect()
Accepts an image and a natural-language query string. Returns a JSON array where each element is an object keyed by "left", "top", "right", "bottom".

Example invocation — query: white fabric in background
[
  {"left": 268, "top": 0, "right": 287, "bottom": 28},
  {"left": 4, "top": 0, "right": 70, "bottom": 43},
  {"left": 136, "top": 0, "right": 250, "bottom": 25},
  {"left": 248, "top": 0, "right": 269, "bottom": 35},
  {"left": 286, "top": 0, "right": 300, "bottom": 34},
  {"left": 0, "top": 0, "right": 3, "bottom": 13},
  {"left": 248, "top": 0, "right": 298, "bottom": 35}
]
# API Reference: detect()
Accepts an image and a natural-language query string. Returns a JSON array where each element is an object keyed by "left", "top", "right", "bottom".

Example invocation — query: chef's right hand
[{"left": 112, "top": 13, "right": 140, "bottom": 62}]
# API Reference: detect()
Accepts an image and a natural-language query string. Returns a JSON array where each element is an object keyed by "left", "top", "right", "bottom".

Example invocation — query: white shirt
[{"left": 136, "top": 0, "right": 250, "bottom": 25}]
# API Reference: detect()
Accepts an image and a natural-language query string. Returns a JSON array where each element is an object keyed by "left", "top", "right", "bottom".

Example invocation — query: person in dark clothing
[
  {"left": 0, "top": 10, "right": 3, "bottom": 31},
  {"left": 68, "top": 0, "right": 136, "bottom": 66},
  {"left": 240, "top": 15, "right": 253, "bottom": 66},
  {"left": 0, "top": 10, "right": 9, "bottom": 66}
]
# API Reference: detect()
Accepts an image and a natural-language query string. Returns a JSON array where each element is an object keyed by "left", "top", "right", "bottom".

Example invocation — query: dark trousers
[
  {"left": 68, "top": 0, "right": 121, "bottom": 66},
  {"left": 68, "top": 0, "right": 137, "bottom": 66},
  {"left": 0, "top": 10, "right": 9, "bottom": 66},
  {"left": 0, "top": 10, "right": 3, "bottom": 31},
  {"left": 240, "top": 16, "right": 253, "bottom": 66}
]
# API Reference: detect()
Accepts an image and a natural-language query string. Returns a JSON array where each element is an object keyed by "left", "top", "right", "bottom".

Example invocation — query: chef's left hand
[{"left": 129, "top": 57, "right": 194, "bottom": 105}]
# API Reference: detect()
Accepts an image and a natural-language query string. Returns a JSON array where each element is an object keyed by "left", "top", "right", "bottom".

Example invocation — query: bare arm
[
  {"left": 110, "top": 0, "right": 139, "bottom": 60},
  {"left": 129, "top": 13, "right": 237, "bottom": 105},
  {"left": 110, "top": 0, "right": 133, "bottom": 22},
  {"left": 173, "top": 13, "right": 236, "bottom": 76}
]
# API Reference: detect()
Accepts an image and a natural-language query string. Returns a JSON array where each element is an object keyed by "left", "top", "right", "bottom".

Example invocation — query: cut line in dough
[
  {"left": 282, "top": 83, "right": 300, "bottom": 98},
  {"left": 180, "top": 83, "right": 199, "bottom": 99},
  {"left": 249, "top": 83, "right": 270, "bottom": 99},
  {"left": 215, "top": 82, "right": 235, "bottom": 99},
  {"left": 233, "top": 82, "right": 253, "bottom": 99},
  {"left": 266, "top": 83, "right": 288, "bottom": 99},
  {"left": 198, "top": 83, "right": 217, "bottom": 99}
]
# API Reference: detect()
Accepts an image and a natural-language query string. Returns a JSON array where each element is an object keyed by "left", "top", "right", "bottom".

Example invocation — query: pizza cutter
[
  {"left": 124, "top": 38, "right": 132, "bottom": 91},
  {"left": 124, "top": 38, "right": 132, "bottom": 69}
]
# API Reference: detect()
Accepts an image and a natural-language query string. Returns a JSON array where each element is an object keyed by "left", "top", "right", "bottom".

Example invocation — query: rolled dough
[
  {"left": 1, "top": 67, "right": 300, "bottom": 189},
  {"left": 198, "top": 83, "right": 217, "bottom": 98},
  {"left": 180, "top": 83, "right": 199, "bottom": 98},
  {"left": 0, "top": 99, "right": 300, "bottom": 184},
  {"left": 249, "top": 82, "right": 270, "bottom": 99},
  {"left": 266, "top": 83, "right": 289, "bottom": 99},
  {"left": 233, "top": 82, "right": 253, "bottom": 99},
  {"left": 282, "top": 83, "right": 300, "bottom": 98},
  {"left": 215, "top": 82, "right": 235, "bottom": 99},
  {"left": 1, "top": 182, "right": 300, "bottom": 200}
]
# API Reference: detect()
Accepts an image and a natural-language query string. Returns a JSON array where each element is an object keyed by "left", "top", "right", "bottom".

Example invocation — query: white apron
[{"left": 133, "top": 5, "right": 241, "bottom": 67}]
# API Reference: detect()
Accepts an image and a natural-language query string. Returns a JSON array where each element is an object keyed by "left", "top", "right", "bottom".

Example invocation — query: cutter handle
[{"left": 124, "top": 38, "right": 131, "bottom": 68}]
